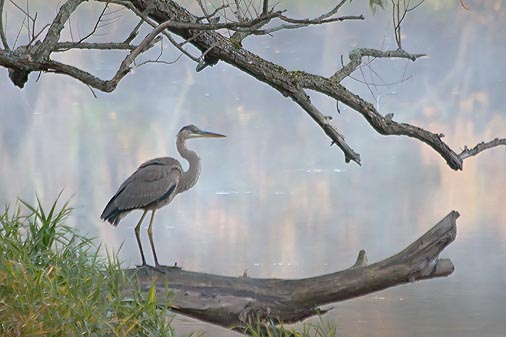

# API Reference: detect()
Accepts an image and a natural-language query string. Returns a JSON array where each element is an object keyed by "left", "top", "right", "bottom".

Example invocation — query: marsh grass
[
  {"left": 0, "top": 196, "right": 174, "bottom": 337},
  {"left": 244, "top": 316, "right": 340, "bottom": 337},
  {"left": 0, "top": 195, "right": 339, "bottom": 337}
]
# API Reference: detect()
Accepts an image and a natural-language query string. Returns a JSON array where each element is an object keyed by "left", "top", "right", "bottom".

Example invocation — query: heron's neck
[{"left": 176, "top": 135, "right": 201, "bottom": 193}]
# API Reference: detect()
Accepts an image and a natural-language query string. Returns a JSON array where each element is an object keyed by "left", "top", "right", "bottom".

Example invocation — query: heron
[{"left": 100, "top": 124, "right": 225, "bottom": 267}]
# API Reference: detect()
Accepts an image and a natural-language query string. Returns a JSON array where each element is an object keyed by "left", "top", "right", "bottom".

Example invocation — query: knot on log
[
  {"left": 239, "top": 302, "right": 271, "bottom": 324},
  {"left": 8, "top": 68, "right": 30, "bottom": 88}
]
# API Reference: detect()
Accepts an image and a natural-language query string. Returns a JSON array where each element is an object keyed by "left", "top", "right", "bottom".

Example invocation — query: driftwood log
[{"left": 127, "top": 211, "right": 458, "bottom": 332}]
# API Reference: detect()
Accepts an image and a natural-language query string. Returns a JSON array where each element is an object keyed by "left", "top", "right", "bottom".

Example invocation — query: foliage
[
  {"left": 245, "top": 316, "right": 340, "bottom": 337},
  {"left": 0, "top": 196, "right": 174, "bottom": 337},
  {"left": 369, "top": 0, "right": 385, "bottom": 14}
]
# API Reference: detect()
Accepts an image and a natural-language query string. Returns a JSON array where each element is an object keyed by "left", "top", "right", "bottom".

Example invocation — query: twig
[
  {"left": 331, "top": 48, "right": 425, "bottom": 82},
  {"left": 254, "top": 0, "right": 364, "bottom": 35},
  {"left": 57, "top": 3, "right": 109, "bottom": 52},
  {"left": 459, "top": 0, "right": 470, "bottom": 10},
  {"left": 262, "top": 0, "right": 268, "bottom": 15},
  {"left": 34, "top": 0, "right": 86, "bottom": 59},
  {"left": 9, "top": 0, "right": 35, "bottom": 44},
  {"left": 195, "top": 0, "right": 210, "bottom": 23},
  {"left": 0, "top": 0, "right": 9, "bottom": 49},
  {"left": 291, "top": 88, "right": 361, "bottom": 165},
  {"left": 118, "top": 1, "right": 200, "bottom": 63},
  {"left": 123, "top": 19, "right": 144, "bottom": 44},
  {"left": 8, "top": 0, "right": 35, "bottom": 22},
  {"left": 196, "top": 3, "right": 228, "bottom": 23},
  {"left": 459, "top": 138, "right": 506, "bottom": 160},
  {"left": 53, "top": 41, "right": 143, "bottom": 51},
  {"left": 27, "top": 23, "right": 50, "bottom": 48},
  {"left": 12, "top": 16, "right": 24, "bottom": 48},
  {"left": 390, "top": 0, "right": 425, "bottom": 49},
  {"left": 256, "top": 15, "right": 364, "bottom": 35}
]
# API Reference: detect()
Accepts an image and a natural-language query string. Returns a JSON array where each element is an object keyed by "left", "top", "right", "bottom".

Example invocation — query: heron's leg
[
  {"left": 147, "top": 209, "right": 162, "bottom": 267},
  {"left": 134, "top": 210, "right": 148, "bottom": 266}
]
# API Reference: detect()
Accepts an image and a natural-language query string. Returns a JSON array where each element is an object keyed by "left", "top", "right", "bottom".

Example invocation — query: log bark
[{"left": 127, "top": 211, "right": 458, "bottom": 331}]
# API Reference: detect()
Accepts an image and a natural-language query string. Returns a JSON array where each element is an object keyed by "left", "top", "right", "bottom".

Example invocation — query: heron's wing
[{"left": 113, "top": 160, "right": 182, "bottom": 211}]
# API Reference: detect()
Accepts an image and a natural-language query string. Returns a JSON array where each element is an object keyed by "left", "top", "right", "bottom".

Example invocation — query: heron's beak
[{"left": 195, "top": 130, "right": 226, "bottom": 138}]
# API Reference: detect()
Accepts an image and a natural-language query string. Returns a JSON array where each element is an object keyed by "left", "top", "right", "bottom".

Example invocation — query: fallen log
[{"left": 126, "top": 211, "right": 458, "bottom": 332}]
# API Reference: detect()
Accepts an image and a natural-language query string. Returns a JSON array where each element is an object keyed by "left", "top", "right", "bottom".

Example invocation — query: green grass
[
  {"left": 0, "top": 195, "right": 174, "bottom": 337},
  {"left": 0, "top": 195, "right": 339, "bottom": 337},
  {"left": 244, "top": 316, "right": 340, "bottom": 337}
]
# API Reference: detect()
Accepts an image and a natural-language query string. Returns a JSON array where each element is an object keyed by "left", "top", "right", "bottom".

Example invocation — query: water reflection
[{"left": 1, "top": 1, "right": 505, "bottom": 336}]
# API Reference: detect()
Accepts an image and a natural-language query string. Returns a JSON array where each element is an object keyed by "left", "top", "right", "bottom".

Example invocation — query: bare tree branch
[
  {"left": 110, "top": 10, "right": 285, "bottom": 32},
  {"left": 53, "top": 39, "right": 161, "bottom": 52},
  {"left": 0, "top": 0, "right": 9, "bottom": 50},
  {"left": 0, "top": 19, "right": 161, "bottom": 91},
  {"left": 262, "top": 0, "right": 268, "bottom": 15},
  {"left": 391, "top": 0, "right": 426, "bottom": 49},
  {"left": 33, "top": 0, "right": 85, "bottom": 59},
  {"left": 295, "top": 72, "right": 464, "bottom": 169},
  {"left": 250, "top": 0, "right": 364, "bottom": 36},
  {"left": 196, "top": 0, "right": 225, "bottom": 24},
  {"left": 278, "top": 14, "right": 364, "bottom": 26},
  {"left": 60, "top": 3, "right": 110, "bottom": 51},
  {"left": 0, "top": 0, "right": 503, "bottom": 169},
  {"left": 117, "top": 0, "right": 206, "bottom": 63},
  {"left": 459, "top": 138, "right": 506, "bottom": 160},
  {"left": 332, "top": 48, "right": 426, "bottom": 83},
  {"left": 123, "top": 18, "right": 144, "bottom": 44},
  {"left": 291, "top": 88, "right": 361, "bottom": 165},
  {"left": 307, "top": 0, "right": 351, "bottom": 22},
  {"left": 255, "top": 14, "right": 364, "bottom": 35}
]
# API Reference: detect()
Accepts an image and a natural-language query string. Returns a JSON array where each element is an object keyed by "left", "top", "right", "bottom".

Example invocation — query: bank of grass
[
  {"left": 245, "top": 316, "right": 339, "bottom": 337},
  {"left": 0, "top": 196, "right": 174, "bottom": 336},
  {"left": 0, "top": 196, "right": 338, "bottom": 337}
]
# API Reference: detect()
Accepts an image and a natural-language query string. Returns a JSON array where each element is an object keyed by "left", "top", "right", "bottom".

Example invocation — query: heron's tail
[{"left": 100, "top": 199, "right": 124, "bottom": 227}]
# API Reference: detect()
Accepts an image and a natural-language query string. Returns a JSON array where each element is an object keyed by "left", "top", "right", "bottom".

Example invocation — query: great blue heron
[{"left": 101, "top": 124, "right": 225, "bottom": 266}]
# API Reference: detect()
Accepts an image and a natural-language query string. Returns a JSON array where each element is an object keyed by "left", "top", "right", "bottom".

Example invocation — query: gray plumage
[
  {"left": 101, "top": 158, "right": 182, "bottom": 226},
  {"left": 101, "top": 124, "right": 225, "bottom": 266}
]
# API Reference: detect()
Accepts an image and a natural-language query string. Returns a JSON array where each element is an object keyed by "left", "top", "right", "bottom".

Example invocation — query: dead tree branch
[
  {"left": 262, "top": 0, "right": 268, "bottom": 15},
  {"left": 0, "top": 0, "right": 9, "bottom": 50},
  {"left": 459, "top": 138, "right": 506, "bottom": 160},
  {"left": 332, "top": 48, "right": 426, "bottom": 83},
  {"left": 0, "top": 0, "right": 504, "bottom": 168},
  {"left": 128, "top": 211, "right": 458, "bottom": 330},
  {"left": 290, "top": 88, "right": 361, "bottom": 165},
  {"left": 54, "top": 41, "right": 138, "bottom": 51},
  {"left": 32, "top": 0, "right": 86, "bottom": 59}
]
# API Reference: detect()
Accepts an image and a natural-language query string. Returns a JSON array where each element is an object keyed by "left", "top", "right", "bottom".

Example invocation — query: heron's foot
[
  {"left": 152, "top": 261, "right": 182, "bottom": 270},
  {"left": 135, "top": 263, "right": 151, "bottom": 269}
]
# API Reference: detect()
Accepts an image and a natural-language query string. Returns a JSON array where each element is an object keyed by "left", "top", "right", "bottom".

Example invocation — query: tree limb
[
  {"left": 332, "top": 48, "right": 426, "bottom": 83},
  {"left": 0, "top": 0, "right": 9, "bottom": 50},
  {"left": 54, "top": 41, "right": 138, "bottom": 51},
  {"left": 128, "top": 211, "right": 458, "bottom": 330},
  {"left": 290, "top": 88, "right": 361, "bottom": 165},
  {"left": 32, "top": 0, "right": 86, "bottom": 59},
  {"left": 127, "top": 0, "right": 503, "bottom": 170},
  {"left": 459, "top": 138, "right": 506, "bottom": 160},
  {"left": 262, "top": 0, "right": 268, "bottom": 15},
  {"left": 295, "top": 73, "right": 465, "bottom": 169},
  {"left": 1, "top": 0, "right": 504, "bottom": 169}
]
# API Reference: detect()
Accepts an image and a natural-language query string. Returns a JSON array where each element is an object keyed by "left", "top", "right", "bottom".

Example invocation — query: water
[{"left": 1, "top": 1, "right": 505, "bottom": 336}]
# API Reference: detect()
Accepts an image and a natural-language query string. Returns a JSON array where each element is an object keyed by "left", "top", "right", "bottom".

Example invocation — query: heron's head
[{"left": 177, "top": 124, "right": 226, "bottom": 140}]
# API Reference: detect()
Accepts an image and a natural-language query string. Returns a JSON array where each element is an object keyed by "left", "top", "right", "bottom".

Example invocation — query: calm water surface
[{"left": 0, "top": 1, "right": 505, "bottom": 336}]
